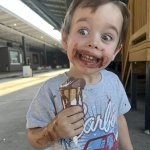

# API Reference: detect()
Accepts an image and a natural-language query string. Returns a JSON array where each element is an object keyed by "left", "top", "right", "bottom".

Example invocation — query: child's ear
[
  {"left": 61, "top": 32, "right": 68, "bottom": 49},
  {"left": 112, "top": 44, "right": 122, "bottom": 61}
]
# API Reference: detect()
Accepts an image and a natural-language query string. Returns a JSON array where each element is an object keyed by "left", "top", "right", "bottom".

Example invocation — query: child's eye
[
  {"left": 101, "top": 34, "right": 113, "bottom": 41},
  {"left": 78, "top": 28, "right": 89, "bottom": 36}
]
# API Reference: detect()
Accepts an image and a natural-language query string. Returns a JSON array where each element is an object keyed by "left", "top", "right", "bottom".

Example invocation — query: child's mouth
[{"left": 75, "top": 50, "right": 106, "bottom": 68}]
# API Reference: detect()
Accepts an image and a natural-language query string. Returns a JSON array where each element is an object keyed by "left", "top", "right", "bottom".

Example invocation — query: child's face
[{"left": 62, "top": 3, "right": 123, "bottom": 75}]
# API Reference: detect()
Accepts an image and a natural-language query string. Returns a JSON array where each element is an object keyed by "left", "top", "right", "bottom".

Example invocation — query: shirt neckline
[{"left": 64, "top": 70, "right": 104, "bottom": 89}]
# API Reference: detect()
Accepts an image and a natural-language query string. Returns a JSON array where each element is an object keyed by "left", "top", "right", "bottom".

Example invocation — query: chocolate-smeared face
[
  {"left": 62, "top": 3, "right": 122, "bottom": 75},
  {"left": 74, "top": 49, "right": 108, "bottom": 68}
]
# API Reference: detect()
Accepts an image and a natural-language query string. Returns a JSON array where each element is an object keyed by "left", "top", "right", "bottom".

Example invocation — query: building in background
[{"left": 0, "top": 41, "right": 69, "bottom": 72}]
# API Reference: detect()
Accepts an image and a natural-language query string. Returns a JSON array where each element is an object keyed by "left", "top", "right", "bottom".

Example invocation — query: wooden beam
[
  {"left": 130, "top": 25, "right": 147, "bottom": 44},
  {"left": 129, "top": 40, "right": 150, "bottom": 53},
  {"left": 129, "top": 48, "right": 150, "bottom": 61}
]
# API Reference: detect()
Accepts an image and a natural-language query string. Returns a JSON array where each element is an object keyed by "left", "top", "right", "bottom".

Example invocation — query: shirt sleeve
[
  {"left": 26, "top": 82, "right": 57, "bottom": 128},
  {"left": 116, "top": 77, "right": 131, "bottom": 116}
]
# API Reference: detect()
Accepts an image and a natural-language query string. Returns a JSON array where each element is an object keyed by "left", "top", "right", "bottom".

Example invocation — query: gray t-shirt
[{"left": 26, "top": 69, "right": 131, "bottom": 150}]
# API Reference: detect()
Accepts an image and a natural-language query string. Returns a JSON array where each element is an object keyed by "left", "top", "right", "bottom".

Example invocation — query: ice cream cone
[
  {"left": 63, "top": 87, "right": 80, "bottom": 100},
  {"left": 60, "top": 77, "right": 85, "bottom": 108},
  {"left": 59, "top": 77, "right": 86, "bottom": 147}
]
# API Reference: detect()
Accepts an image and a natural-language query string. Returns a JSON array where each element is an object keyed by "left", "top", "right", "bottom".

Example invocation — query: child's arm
[
  {"left": 118, "top": 115, "right": 133, "bottom": 150},
  {"left": 27, "top": 105, "right": 84, "bottom": 149}
]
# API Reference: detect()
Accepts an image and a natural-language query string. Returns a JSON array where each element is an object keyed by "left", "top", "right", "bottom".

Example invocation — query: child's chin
[
  {"left": 79, "top": 61, "right": 101, "bottom": 69},
  {"left": 77, "top": 64, "right": 101, "bottom": 73},
  {"left": 74, "top": 58, "right": 104, "bottom": 72}
]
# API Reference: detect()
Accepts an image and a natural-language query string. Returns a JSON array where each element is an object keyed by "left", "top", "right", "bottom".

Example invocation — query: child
[{"left": 26, "top": 0, "right": 133, "bottom": 149}]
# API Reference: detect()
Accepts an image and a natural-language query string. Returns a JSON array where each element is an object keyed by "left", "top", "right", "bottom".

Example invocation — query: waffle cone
[{"left": 63, "top": 88, "right": 80, "bottom": 101}]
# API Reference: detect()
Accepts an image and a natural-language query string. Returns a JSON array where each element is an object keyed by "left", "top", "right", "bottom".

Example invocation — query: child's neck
[{"left": 66, "top": 69, "right": 102, "bottom": 85}]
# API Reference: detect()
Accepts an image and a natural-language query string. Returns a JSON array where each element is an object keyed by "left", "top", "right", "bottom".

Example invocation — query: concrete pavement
[
  {"left": 0, "top": 81, "right": 39, "bottom": 150},
  {"left": 125, "top": 97, "right": 150, "bottom": 150},
  {"left": 0, "top": 68, "right": 54, "bottom": 79}
]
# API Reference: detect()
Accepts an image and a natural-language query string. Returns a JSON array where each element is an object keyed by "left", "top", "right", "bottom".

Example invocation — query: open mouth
[{"left": 75, "top": 50, "right": 106, "bottom": 68}]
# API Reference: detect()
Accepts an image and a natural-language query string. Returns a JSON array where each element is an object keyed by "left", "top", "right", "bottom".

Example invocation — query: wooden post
[{"left": 147, "top": 0, "right": 150, "bottom": 39}]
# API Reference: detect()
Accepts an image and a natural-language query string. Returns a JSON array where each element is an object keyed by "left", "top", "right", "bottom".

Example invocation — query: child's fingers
[
  {"left": 73, "top": 126, "right": 84, "bottom": 136},
  {"left": 72, "top": 119, "right": 84, "bottom": 130},
  {"left": 69, "top": 112, "right": 84, "bottom": 124},
  {"left": 53, "top": 105, "right": 84, "bottom": 138},
  {"left": 65, "top": 105, "right": 83, "bottom": 117}
]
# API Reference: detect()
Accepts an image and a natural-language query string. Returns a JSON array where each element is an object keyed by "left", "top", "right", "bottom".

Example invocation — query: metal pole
[
  {"left": 145, "top": 62, "right": 150, "bottom": 132},
  {"left": 43, "top": 44, "right": 47, "bottom": 67},
  {"left": 130, "top": 62, "right": 137, "bottom": 109},
  {"left": 22, "top": 36, "right": 27, "bottom": 65}
]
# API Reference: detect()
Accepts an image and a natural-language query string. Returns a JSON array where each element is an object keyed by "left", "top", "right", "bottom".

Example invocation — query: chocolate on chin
[{"left": 60, "top": 77, "right": 86, "bottom": 109}]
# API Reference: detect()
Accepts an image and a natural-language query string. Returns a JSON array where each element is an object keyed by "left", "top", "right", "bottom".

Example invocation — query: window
[
  {"left": 10, "top": 51, "right": 20, "bottom": 64},
  {"left": 32, "top": 54, "right": 39, "bottom": 64},
  {"left": 20, "top": 53, "right": 23, "bottom": 63}
]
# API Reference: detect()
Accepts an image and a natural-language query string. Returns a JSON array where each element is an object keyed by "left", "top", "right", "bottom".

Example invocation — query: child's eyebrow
[
  {"left": 76, "top": 17, "right": 88, "bottom": 23},
  {"left": 75, "top": 18, "right": 119, "bottom": 35},
  {"left": 106, "top": 24, "right": 119, "bottom": 35}
]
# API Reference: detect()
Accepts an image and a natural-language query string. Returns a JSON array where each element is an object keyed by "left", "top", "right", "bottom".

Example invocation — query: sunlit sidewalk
[{"left": 0, "top": 69, "right": 68, "bottom": 96}]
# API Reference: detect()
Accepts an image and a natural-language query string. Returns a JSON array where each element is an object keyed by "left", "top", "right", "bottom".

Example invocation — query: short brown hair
[{"left": 61, "top": 0, "right": 130, "bottom": 45}]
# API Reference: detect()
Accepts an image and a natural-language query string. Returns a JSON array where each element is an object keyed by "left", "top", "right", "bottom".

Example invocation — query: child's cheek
[
  {"left": 71, "top": 43, "right": 78, "bottom": 56},
  {"left": 73, "top": 43, "right": 78, "bottom": 50}
]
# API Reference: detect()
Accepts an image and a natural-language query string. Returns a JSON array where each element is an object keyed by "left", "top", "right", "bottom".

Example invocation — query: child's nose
[
  {"left": 88, "top": 44, "right": 98, "bottom": 49},
  {"left": 87, "top": 33, "right": 101, "bottom": 50}
]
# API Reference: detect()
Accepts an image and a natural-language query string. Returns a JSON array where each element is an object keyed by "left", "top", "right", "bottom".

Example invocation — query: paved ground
[
  {"left": 0, "top": 82, "right": 39, "bottom": 150},
  {"left": 125, "top": 97, "right": 150, "bottom": 150},
  {"left": 0, "top": 70, "right": 150, "bottom": 150}
]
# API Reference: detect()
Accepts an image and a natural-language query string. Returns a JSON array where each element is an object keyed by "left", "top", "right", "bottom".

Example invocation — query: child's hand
[{"left": 48, "top": 105, "right": 84, "bottom": 139}]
